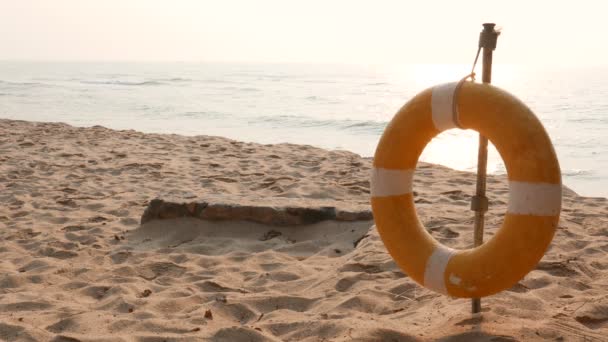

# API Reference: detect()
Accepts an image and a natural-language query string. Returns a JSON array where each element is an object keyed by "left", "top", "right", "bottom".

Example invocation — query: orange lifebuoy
[{"left": 371, "top": 82, "right": 561, "bottom": 298}]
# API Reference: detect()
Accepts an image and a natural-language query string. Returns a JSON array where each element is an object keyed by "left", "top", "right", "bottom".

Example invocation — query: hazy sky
[{"left": 2, "top": 0, "right": 607, "bottom": 65}]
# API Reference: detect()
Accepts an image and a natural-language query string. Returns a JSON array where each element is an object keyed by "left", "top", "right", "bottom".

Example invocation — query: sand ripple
[{"left": 1, "top": 119, "right": 607, "bottom": 341}]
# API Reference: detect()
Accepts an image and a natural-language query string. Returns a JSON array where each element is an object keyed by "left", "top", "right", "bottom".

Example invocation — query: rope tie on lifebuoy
[{"left": 451, "top": 46, "right": 481, "bottom": 129}]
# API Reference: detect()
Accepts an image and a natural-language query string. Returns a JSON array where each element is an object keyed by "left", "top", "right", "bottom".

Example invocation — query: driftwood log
[{"left": 141, "top": 198, "right": 373, "bottom": 226}]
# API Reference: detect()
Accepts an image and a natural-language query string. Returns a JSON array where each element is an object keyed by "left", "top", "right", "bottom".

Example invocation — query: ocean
[{"left": 1, "top": 61, "right": 606, "bottom": 198}]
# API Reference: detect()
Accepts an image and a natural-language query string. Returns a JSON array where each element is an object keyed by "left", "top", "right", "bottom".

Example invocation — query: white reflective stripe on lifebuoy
[
  {"left": 507, "top": 181, "right": 562, "bottom": 216},
  {"left": 370, "top": 168, "right": 414, "bottom": 197},
  {"left": 431, "top": 82, "right": 459, "bottom": 132},
  {"left": 423, "top": 245, "right": 456, "bottom": 295}
]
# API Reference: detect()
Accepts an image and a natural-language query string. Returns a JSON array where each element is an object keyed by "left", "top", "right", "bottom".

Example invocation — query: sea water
[{"left": 1, "top": 61, "right": 606, "bottom": 197}]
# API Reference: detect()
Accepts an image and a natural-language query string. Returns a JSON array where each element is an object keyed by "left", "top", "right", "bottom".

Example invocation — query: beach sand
[{"left": 1, "top": 119, "right": 607, "bottom": 341}]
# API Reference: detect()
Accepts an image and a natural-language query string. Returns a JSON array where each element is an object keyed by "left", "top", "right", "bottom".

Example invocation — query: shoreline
[
  {"left": 5, "top": 118, "right": 604, "bottom": 200},
  {"left": 3, "top": 61, "right": 607, "bottom": 199},
  {"left": 1, "top": 118, "right": 607, "bottom": 340}
]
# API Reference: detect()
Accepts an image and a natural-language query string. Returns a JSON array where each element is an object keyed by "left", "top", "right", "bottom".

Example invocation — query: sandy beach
[{"left": 1, "top": 118, "right": 607, "bottom": 341}]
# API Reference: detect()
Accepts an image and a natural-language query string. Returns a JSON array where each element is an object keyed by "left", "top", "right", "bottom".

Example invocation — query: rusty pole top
[
  {"left": 479, "top": 23, "right": 499, "bottom": 51},
  {"left": 478, "top": 23, "right": 500, "bottom": 84}
]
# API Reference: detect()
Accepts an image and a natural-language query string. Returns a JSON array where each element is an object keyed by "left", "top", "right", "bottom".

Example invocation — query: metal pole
[{"left": 471, "top": 23, "right": 499, "bottom": 314}]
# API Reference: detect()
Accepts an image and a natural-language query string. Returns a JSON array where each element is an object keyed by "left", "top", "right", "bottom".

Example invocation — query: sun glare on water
[{"left": 388, "top": 63, "right": 512, "bottom": 174}]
